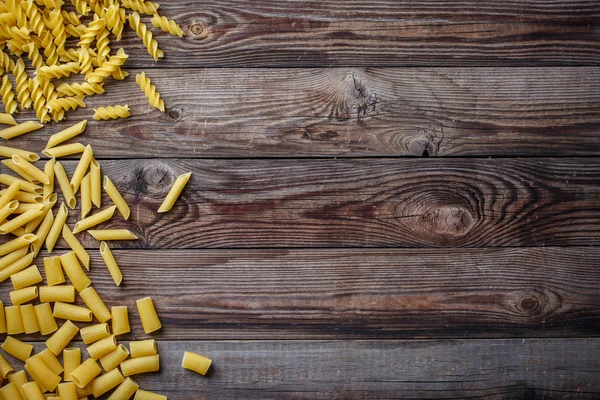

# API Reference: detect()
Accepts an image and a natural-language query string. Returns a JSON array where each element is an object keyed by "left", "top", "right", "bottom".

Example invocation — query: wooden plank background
[{"left": 2, "top": 0, "right": 600, "bottom": 398}]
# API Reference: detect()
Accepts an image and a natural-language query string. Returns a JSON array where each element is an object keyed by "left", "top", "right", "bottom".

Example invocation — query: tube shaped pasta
[
  {"left": 6, "top": 305, "right": 25, "bottom": 334},
  {"left": 57, "top": 382, "right": 78, "bottom": 400},
  {"left": 71, "top": 358, "right": 102, "bottom": 388},
  {"left": 39, "top": 285, "right": 75, "bottom": 302},
  {"left": 22, "top": 382, "right": 45, "bottom": 400},
  {"left": 0, "top": 181, "right": 20, "bottom": 209},
  {"left": 111, "top": 306, "right": 130, "bottom": 335},
  {"left": 100, "top": 344, "right": 129, "bottom": 372},
  {"left": 25, "top": 354, "right": 61, "bottom": 391},
  {"left": 87, "top": 335, "right": 117, "bottom": 359},
  {"left": 90, "top": 158, "right": 101, "bottom": 208},
  {"left": 46, "top": 203, "right": 68, "bottom": 252},
  {"left": 90, "top": 368, "right": 124, "bottom": 397},
  {"left": 104, "top": 176, "right": 130, "bottom": 219},
  {"left": 11, "top": 264, "right": 42, "bottom": 289},
  {"left": 0, "top": 382, "right": 22, "bottom": 400},
  {"left": 2, "top": 335, "right": 33, "bottom": 361},
  {"left": 0, "top": 245, "right": 28, "bottom": 270},
  {"left": 0, "top": 233, "right": 35, "bottom": 255},
  {"left": 129, "top": 339, "right": 156, "bottom": 358},
  {"left": 0, "top": 209, "right": 43, "bottom": 233},
  {"left": 45, "top": 120, "right": 87, "bottom": 149},
  {"left": 21, "top": 303, "right": 40, "bottom": 334},
  {"left": 136, "top": 297, "right": 162, "bottom": 333},
  {"left": 12, "top": 155, "right": 50, "bottom": 184},
  {"left": 158, "top": 172, "right": 191, "bottom": 213},
  {"left": 43, "top": 158, "right": 55, "bottom": 198},
  {"left": 0, "top": 113, "right": 17, "bottom": 126},
  {"left": 39, "top": 348, "right": 64, "bottom": 375},
  {"left": 182, "top": 351, "right": 212, "bottom": 376},
  {"left": 81, "top": 172, "right": 91, "bottom": 218},
  {"left": 63, "top": 347, "right": 81, "bottom": 382},
  {"left": 46, "top": 319, "right": 79, "bottom": 355},
  {"left": 0, "top": 121, "right": 44, "bottom": 140},
  {"left": 100, "top": 242, "right": 122, "bottom": 286},
  {"left": 6, "top": 371, "right": 27, "bottom": 400},
  {"left": 44, "top": 256, "right": 65, "bottom": 286},
  {"left": 0, "top": 251, "right": 35, "bottom": 282},
  {"left": 81, "top": 323, "right": 110, "bottom": 344},
  {"left": 53, "top": 302, "right": 93, "bottom": 322},
  {"left": 76, "top": 384, "right": 93, "bottom": 397},
  {"left": 34, "top": 303, "right": 58, "bottom": 335},
  {"left": 120, "top": 354, "right": 160, "bottom": 376},
  {"left": 80, "top": 286, "right": 112, "bottom": 323},
  {"left": 6, "top": 191, "right": 43, "bottom": 204},
  {"left": 70, "top": 144, "right": 93, "bottom": 193},
  {"left": 0, "top": 301, "right": 5, "bottom": 334},
  {"left": 42, "top": 143, "right": 86, "bottom": 158},
  {"left": 108, "top": 377, "right": 139, "bottom": 400},
  {"left": 0, "top": 175, "right": 42, "bottom": 194},
  {"left": 0, "top": 200, "right": 19, "bottom": 222},
  {"left": 0, "top": 352, "right": 13, "bottom": 379},
  {"left": 13, "top": 202, "right": 44, "bottom": 214},
  {"left": 0, "top": 145, "right": 38, "bottom": 161},
  {"left": 2, "top": 159, "right": 40, "bottom": 183},
  {"left": 73, "top": 205, "right": 116, "bottom": 234},
  {"left": 10, "top": 286, "right": 38, "bottom": 305},
  {"left": 88, "top": 229, "right": 138, "bottom": 241},
  {"left": 54, "top": 162, "right": 76, "bottom": 209},
  {"left": 62, "top": 224, "right": 91, "bottom": 269},
  {"left": 30, "top": 209, "right": 54, "bottom": 256},
  {"left": 59, "top": 251, "right": 91, "bottom": 291},
  {"left": 134, "top": 389, "right": 167, "bottom": 400}
]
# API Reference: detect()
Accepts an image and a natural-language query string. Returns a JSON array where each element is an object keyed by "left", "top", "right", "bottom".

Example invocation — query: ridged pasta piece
[
  {"left": 136, "top": 296, "right": 161, "bottom": 333},
  {"left": 1, "top": 75, "right": 18, "bottom": 114},
  {"left": 45, "top": 319, "right": 79, "bottom": 355},
  {"left": 53, "top": 301, "right": 93, "bottom": 322},
  {"left": 85, "top": 48, "right": 128, "bottom": 83},
  {"left": 109, "top": 377, "right": 139, "bottom": 400},
  {"left": 129, "top": 339, "right": 156, "bottom": 358},
  {"left": 182, "top": 351, "right": 212, "bottom": 375},
  {"left": 121, "top": 0, "right": 158, "bottom": 14},
  {"left": 8, "top": 371, "right": 29, "bottom": 400},
  {"left": 22, "top": 382, "right": 45, "bottom": 400},
  {"left": 5, "top": 305, "right": 25, "bottom": 334},
  {"left": 34, "top": 302, "right": 58, "bottom": 335},
  {"left": 120, "top": 354, "right": 159, "bottom": 376},
  {"left": 111, "top": 306, "right": 130, "bottom": 335},
  {"left": 39, "top": 348, "right": 64, "bottom": 375},
  {"left": 136, "top": 71, "right": 164, "bottom": 112},
  {"left": 46, "top": 95, "right": 86, "bottom": 113},
  {"left": 71, "top": 358, "right": 101, "bottom": 388},
  {"left": 2, "top": 335, "right": 33, "bottom": 361},
  {"left": 10, "top": 286, "right": 38, "bottom": 305},
  {"left": 37, "top": 61, "right": 81, "bottom": 79},
  {"left": 57, "top": 382, "right": 78, "bottom": 400},
  {"left": 44, "top": 256, "right": 65, "bottom": 286},
  {"left": 87, "top": 335, "right": 116, "bottom": 359},
  {"left": 26, "top": 353, "right": 61, "bottom": 391},
  {"left": 39, "top": 285, "right": 75, "bottom": 302},
  {"left": 78, "top": 17, "right": 106, "bottom": 47},
  {"left": 21, "top": 303, "right": 40, "bottom": 333},
  {"left": 94, "top": 104, "right": 131, "bottom": 120},
  {"left": 100, "top": 343, "right": 129, "bottom": 372},
  {"left": 105, "top": 4, "right": 125, "bottom": 40},
  {"left": 80, "top": 322, "right": 110, "bottom": 344},
  {"left": 90, "top": 368, "right": 124, "bottom": 397},
  {"left": 63, "top": 347, "right": 81, "bottom": 381},
  {"left": 0, "top": 382, "right": 22, "bottom": 399},
  {"left": 151, "top": 13, "right": 184, "bottom": 37},
  {"left": 129, "top": 12, "right": 163, "bottom": 61},
  {"left": 59, "top": 251, "right": 91, "bottom": 290},
  {"left": 11, "top": 264, "right": 43, "bottom": 289},
  {"left": 80, "top": 286, "right": 112, "bottom": 322},
  {"left": 134, "top": 389, "right": 167, "bottom": 400}
]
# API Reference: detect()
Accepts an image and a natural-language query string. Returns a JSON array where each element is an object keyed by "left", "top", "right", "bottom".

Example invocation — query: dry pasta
[
  {"left": 0, "top": 145, "right": 39, "bottom": 161},
  {"left": 73, "top": 204, "right": 116, "bottom": 233},
  {"left": 20, "top": 303, "right": 40, "bottom": 333},
  {"left": 90, "top": 158, "right": 101, "bottom": 207},
  {"left": 70, "top": 144, "right": 93, "bottom": 192},
  {"left": 81, "top": 172, "right": 92, "bottom": 218},
  {"left": 182, "top": 351, "right": 212, "bottom": 376},
  {"left": 80, "top": 286, "right": 112, "bottom": 322},
  {"left": 39, "top": 285, "right": 75, "bottom": 302},
  {"left": 0, "top": 246, "right": 29, "bottom": 271},
  {"left": 43, "top": 158, "right": 55, "bottom": 198},
  {"left": 136, "top": 71, "right": 164, "bottom": 111},
  {"left": 54, "top": 162, "right": 76, "bottom": 209},
  {"left": 0, "top": 113, "right": 17, "bottom": 126},
  {"left": 136, "top": 296, "right": 161, "bottom": 333},
  {"left": 0, "top": 174, "right": 43, "bottom": 194},
  {"left": 12, "top": 155, "right": 50, "bottom": 184},
  {"left": 100, "top": 343, "right": 129, "bottom": 372},
  {"left": 45, "top": 119, "right": 87, "bottom": 149},
  {"left": 129, "top": 339, "right": 157, "bottom": 358},
  {"left": 152, "top": 13, "right": 184, "bottom": 37},
  {"left": 94, "top": 105, "right": 131, "bottom": 120},
  {"left": 134, "top": 389, "right": 167, "bottom": 400},
  {"left": 0, "top": 382, "right": 22, "bottom": 400},
  {"left": 43, "top": 256, "right": 65, "bottom": 286},
  {"left": 88, "top": 229, "right": 139, "bottom": 240},
  {"left": 59, "top": 251, "right": 91, "bottom": 291},
  {"left": 90, "top": 368, "right": 124, "bottom": 397},
  {"left": 46, "top": 203, "right": 68, "bottom": 252},
  {"left": 8, "top": 370, "right": 28, "bottom": 399},
  {"left": 22, "top": 382, "right": 45, "bottom": 400},
  {"left": 120, "top": 354, "right": 160, "bottom": 376},
  {"left": 87, "top": 335, "right": 117, "bottom": 359},
  {"left": 129, "top": 13, "right": 163, "bottom": 61},
  {"left": 11, "top": 264, "right": 43, "bottom": 289},
  {"left": 53, "top": 301, "right": 93, "bottom": 322},
  {"left": 9, "top": 286, "right": 39, "bottom": 305},
  {"left": 158, "top": 172, "right": 191, "bottom": 212},
  {"left": 0, "top": 301, "right": 5, "bottom": 334},
  {"left": 71, "top": 358, "right": 102, "bottom": 388},
  {"left": 0, "top": 352, "right": 13, "bottom": 379},
  {"left": 31, "top": 208, "right": 54, "bottom": 255},
  {"left": 2, "top": 335, "right": 33, "bottom": 361},
  {"left": 80, "top": 322, "right": 110, "bottom": 344},
  {"left": 42, "top": 143, "right": 86, "bottom": 158},
  {"left": 57, "top": 382, "right": 78, "bottom": 400},
  {"left": 25, "top": 354, "right": 61, "bottom": 391},
  {"left": 0, "top": 251, "right": 35, "bottom": 283},
  {"left": 62, "top": 223, "right": 91, "bottom": 269},
  {"left": 0, "top": 233, "right": 36, "bottom": 256},
  {"left": 45, "top": 319, "right": 79, "bottom": 355},
  {"left": 101, "top": 242, "right": 123, "bottom": 286},
  {"left": 104, "top": 176, "right": 130, "bottom": 219},
  {"left": 0, "top": 121, "right": 44, "bottom": 139},
  {"left": 63, "top": 347, "right": 81, "bottom": 382},
  {"left": 0, "top": 200, "right": 19, "bottom": 222},
  {"left": 0, "top": 209, "right": 43, "bottom": 233},
  {"left": 34, "top": 302, "right": 58, "bottom": 335},
  {"left": 108, "top": 377, "right": 139, "bottom": 400},
  {"left": 39, "top": 348, "right": 65, "bottom": 375}
]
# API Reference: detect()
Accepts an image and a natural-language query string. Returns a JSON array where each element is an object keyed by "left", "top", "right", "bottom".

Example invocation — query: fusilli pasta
[{"left": 136, "top": 71, "right": 164, "bottom": 112}]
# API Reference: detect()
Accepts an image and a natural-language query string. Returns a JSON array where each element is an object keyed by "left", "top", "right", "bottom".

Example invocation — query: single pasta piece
[
  {"left": 57, "top": 82, "right": 104, "bottom": 97},
  {"left": 108, "top": 377, "right": 139, "bottom": 400},
  {"left": 12, "top": 155, "right": 49, "bottom": 184},
  {"left": 44, "top": 256, "right": 65, "bottom": 286},
  {"left": 0, "top": 209, "right": 43, "bottom": 234},
  {"left": 4, "top": 191, "right": 42, "bottom": 204},
  {"left": 9, "top": 286, "right": 38, "bottom": 305},
  {"left": 111, "top": 306, "right": 130, "bottom": 335},
  {"left": 101, "top": 243, "right": 123, "bottom": 286},
  {"left": 53, "top": 301, "right": 92, "bottom": 322},
  {"left": 20, "top": 303, "right": 40, "bottom": 334},
  {"left": 104, "top": 176, "right": 130, "bottom": 219},
  {"left": 29, "top": 77, "right": 50, "bottom": 123},
  {"left": 100, "top": 343, "right": 129, "bottom": 372},
  {"left": 11, "top": 264, "right": 43, "bottom": 289},
  {"left": 39, "top": 348, "right": 64, "bottom": 375},
  {"left": 13, "top": 58, "right": 32, "bottom": 109},
  {"left": 46, "top": 203, "right": 68, "bottom": 252},
  {"left": 88, "top": 229, "right": 138, "bottom": 241},
  {"left": 0, "top": 113, "right": 17, "bottom": 125},
  {"left": 54, "top": 162, "right": 76, "bottom": 209},
  {"left": 120, "top": 354, "right": 159, "bottom": 376},
  {"left": 0, "top": 145, "right": 39, "bottom": 161},
  {"left": 63, "top": 347, "right": 81, "bottom": 381},
  {"left": 0, "top": 250, "right": 34, "bottom": 283},
  {"left": 59, "top": 251, "right": 91, "bottom": 291},
  {"left": 105, "top": 4, "right": 125, "bottom": 40},
  {"left": 30, "top": 206, "right": 55, "bottom": 254},
  {"left": 90, "top": 368, "right": 124, "bottom": 397},
  {"left": 0, "top": 233, "right": 36, "bottom": 256},
  {"left": 94, "top": 104, "right": 131, "bottom": 120},
  {"left": 43, "top": 158, "right": 55, "bottom": 198},
  {"left": 79, "top": 17, "right": 106, "bottom": 48},
  {"left": 121, "top": 0, "right": 159, "bottom": 14},
  {"left": 2, "top": 335, "right": 33, "bottom": 361},
  {"left": 39, "top": 285, "right": 75, "bottom": 302},
  {"left": 73, "top": 204, "right": 116, "bottom": 233},
  {"left": 129, "top": 339, "right": 157, "bottom": 358},
  {"left": 1, "top": 75, "right": 18, "bottom": 115},
  {"left": 0, "top": 301, "right": 5, "bottom": 334},
  {"left": 136, "top": 296, "right": 162, "bottom": 333},
  {"left": 158, "top": 172, "right": 191, "bottom": 212},
  {"left": 62, "top": 224, "right": 91, "bottom": 269},
  {"left": 134, "top": 389, "right": 167, "bottom": 400},
  {"left": 45, "top": 319, "right": 79, "bottom": 355},
  {"left": 90, "top": 158, "right": 101, "bottom": 207},
  {"left": 80, "top": 286, "right": 112, "bottom": 322},
  {"left": 76, "top": 384, "right": 93, "bottom": 398},
  {"left": 87, "top": 335, "right": 117, "bottom": 360},
  {"left": 26, "top": 354, "right": 61, "bottom": 391},
  {"left": 8, "top": 370, "right": 29, "bottom": 399},
  {"left": 0, "top": 246, "right": 28, "bottom": 271},
  {"left": 85, "top": 48, "right": 128, "bottom": 83},
  {"left": 0, "top": 175, "right": 42, "bottom": 194},
  {"left": 22, "top": 382, "right": 45, "bottom": 400},
  {"left": 81, "top": 323, "right": 110, "bottom": 344},
  {"left": 46, "top": 95, "right": 86, "bottom": 113},
  {"left": 136, "top": 71, "right": 164, "bottom": 111},
  {"left": 0, "top": 200, "right": 19, "bottom": 222},
  {"left": 70, "top": 144, "right": 93, "bottom": 193},
  {"left": 1, "top": 159, "right": 39, "bottom": 183},
  {"left": 81, "top": 173, "right": 92, "bottom": 218},
  {"left": 0, "top": 121, "right": 44, "bottom": 140},
  {"left": 37, "top": 62, "right": 80, "bottom": 79},
  {"left": 0, "top": 382, "right": 22, "bottom": 400},
  {"left": 182, "top": 351, "right": 212, "bottom": 376},
  {"left": 151, "top": 13, "right": 184, "bottom": 37},
  {"left": 71, "top": 358, "right": 101, "bottom": 388},
  {"left": 42, "top": 143, "right": 86, "bottom": 158},
  {"left": 13, "top": 202, "right": 44, "bottom": 214},
  {"left": 34, "top": 302, "right": 58, "bottom": 335},
  {"left": 45, "top": 119, "right": 87, "bottom": 149},
  {"left": 0, "top": 352, "right": 13, "bottom": 378},
  {"left": 57, "top": 382, "right": 78, "bottom": 400}
]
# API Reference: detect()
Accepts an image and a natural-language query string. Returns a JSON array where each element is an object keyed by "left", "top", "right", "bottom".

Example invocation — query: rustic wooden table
[{"left": 3, "top": 0, "right": 600, "bottom": 398}]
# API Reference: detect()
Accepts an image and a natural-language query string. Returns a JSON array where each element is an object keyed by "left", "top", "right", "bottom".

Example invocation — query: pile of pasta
[
  {"left": 0, "top": 0, "right": 175, "bottom": 121},
  {"left": 0, "top": 116, "right": 208, "bottom": 399}
]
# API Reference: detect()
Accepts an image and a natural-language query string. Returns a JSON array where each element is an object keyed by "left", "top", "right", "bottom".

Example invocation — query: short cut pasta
[
  {"left": 70, "top": 358, "right": 102, "bottom": 388},
  {"left": 136, "top": 296, "right": 162, "bottom": 333},
  {"left": 158, "top": 172, "right": 191, "bottom": 212},
  {"left": 182, "top": 351, "right": 212, "bottom": 376},
  {"left": 120, "top": 354, "right": 160, "bottom": 376}
]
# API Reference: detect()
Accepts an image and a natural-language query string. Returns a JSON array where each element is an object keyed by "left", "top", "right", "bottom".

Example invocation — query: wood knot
[
  {"left": 421, "top": 205, "right": 475, "bottom": 237},
  {"left": 189, "top": 22, "right": 206, "bottom": 37},
  {"left": 126, "top": 163, "right": 176, "bottom": 197},
  {"left": 168, "top": 107, "right": 183, "bottom": 121},
  {"left": 520, "top": 297, "right": 539, "bottom": 311},
  {"left": 516, "top": 292, "right": 547, "bottom": 317},
  {"left": 403, "top": 124, "right": 444, "bottom": 156}
]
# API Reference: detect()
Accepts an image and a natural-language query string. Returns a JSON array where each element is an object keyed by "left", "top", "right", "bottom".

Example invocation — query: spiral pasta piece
[
  {"left": 121, "top": 0, "right": 158, "bottom": 15},
  {"left": 8, "top": 0, "right": 27, "bottom": 28},
  {"left": 128, "top": 12, "right": 163, "bottom": 61},
  {"left": 151, "top": 14, "right": 184, "bottom": 37},
  {"left": 35, "top": 0, "right": 64, "bottom": 9},
  {"left": 70, "top": 0, "right": 89, "bottom": 16},
  {"left": 136, "top": 71, "right": 164, "bottom": 112},
  {"left": 57, "top": 82, "right": 104, "bottom": 97},
  {"left": 40, "top": 31, "right": 59, "bottom": 66},
  {"left": 112, "top": 67, "right": 129, "bottom": 80},
  {"left": 46, "top": 95, "right": 86, "bottom": 113},
  {"left": 61, "top": 9, "right": 81, "bottom": 25},
  {"left": 78, "top": 17, "right": 106, "bottom": 48},
  {"left": 47, "top": 10, "right": 67, "bottom": 55},
  {"left": 23, "top": 42, "right": 44, "bottom": 69},
  {"left": 20, "top": 0, "right": 46, "bottom": 37},
  {"left": 93, "top": 104, "right": 130, "bottom": 120},
  {"left": 96, "top": 27, "right": 111, "bottom": 62},
  {"left": 85, "top": 48, "right": 128, "bottom": 83},
  {"left": 1, "top": 76, "right": 18, "bottom": 115},
  {"left": 37, "top": 61, "right": 80, "bottom": 79},
  {"left": 0, "top": 51, "right": 16, "bottom": 76},
  {"left": 29, "top": 77, "right": 50, "bottom": 123},
  {"left": 105, "top": 4, "right": 125, "bottom": 40},
  {"left": 12, "top": 58, "right": 32, "bottom": 109},
  {"left": 77, "top": 47, "right": 94, "bottom": 76},
  {"left": 65, "top": 23, "right": 87, "bottom": 37}
]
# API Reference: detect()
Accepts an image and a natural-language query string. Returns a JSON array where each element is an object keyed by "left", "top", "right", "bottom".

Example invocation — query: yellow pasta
[
  {"left": 0, "top": 233, "right": 36, "bottom": 255},
  {"left": 134, "top": 389, "right": 167, "bottom": 400},
  {"left": 81, "top": 322, "right": 110, "bottom": 344},
  {"left": 57, "top": 382, "right": 78, "bottom": 400},
  {"left": 53, "top": 301, "right": 92, "bottom": 322},
  {"left": 44, "top": 256, "right": 65, "bottom": 286},
  {"left": 43, "top": 158, "right": 56, "bottom": 198},
  {"left": 2, "top": 335, "right": 33, "bottom": 361},
  {"left": 78, "top": 17, "right": 105, "bottom": 47},
  {"left": 0, "top": 113, "right": 17, "bottom": 126},
  {"left": 0, "top": 251, "right": 35, "bottom": 283},
  {"left": 105, "top": 4, "right": 125, "bottom": 39},
  {"left": 0, "top": 353, "right": 13, "bottom": 379},
  {"left": 54, "top": 162, "right": 76, "bottom": 209},
  {"left": 90, "top": 158, "right": 101, "bottom": 208},
  {"left": 39, "top": 348, "right": 65, "bottom": 375},
  {"left": 22, "top": 382, "right": 45, "bottom": 400},
  {"left": 129, "top": 339, "right": 157, "bottom": 358},
  {"left": 46, "top": 95, "right": 86, "bottom": 115},
  {"left": 29, "top": 202, "right": 55, "bottom": 249},
  {"left": 80, "top": 286, "right": 112, "bottom": 323},
  {"left": 57, "top": 82, "right": 104, "bottom": 97},
  {"left": 130, "top": 12, "right": 165, "bottom": 59},
  {"left": 9, "top": 286, "right": 38, "bottom": 305},
  {"left": 182, "top": 351, "right": 212, "bottom": 376},
  {"left": 25, "top": 354, "right": 61, "bottom": 391},
  {"left": 12, "top": 155, "right": 50, "bottom": 184},
  {"left": 0, "top": 301, "right": 5, "bottom": 334},
  {"left": 158, "top": 172, "right": 191, "bottom": 212},
  {"left": 45, "top": 120, "right": 87, "bottom": 149},
  {"left": 0, "top": 382, "right": 22, "bottom": 400},
  {"left": 0, "top": 200, "right": 19, "bottom": 222},
  {"left": 0, "top": 209, "right": 44, "bottom": 233},
  {"left": 13, "top": 202, "right": 44, "bottom": 214},
  {"left": 0, "top": 75, "right": 18, "bottom": 115},
  {"left": 99, "top": 343, "right": 129, "bottom": 372},
  {"left": 0, "top": 121, "right": 44, "bottom": 139},
  {"left": 0, "top": 246, "right": 29, "bottom": 270},
  {"left": 21, "top": 303, "right": 40, "bottom": 334},
  {"left": 136, "top": 296, "right": 161, "bottom": 333},
  {"left": 81, "top": 172, "right": 92, "bottom": 218},
  {"left": 63, "top": 347, "right": 81, "bottom": 382},
  {"left": 90, "top": 368, "right": 124, "bottom": 397},
  {"left": 101, "top": 242, "right": 123, "bottom": 286},
  {"left": 87, "top": 335, "right": 117, "bottom": 360},
  {"left": 29, "top": 76, "right": 50, "bottom": 123},
  {"left": 76, "top": 384, "right": 94, "bottom": 397},
  {"left": 46, "top": 319, "right": 79, "bottom": 355},
  {"left": 1, "top": 160, "right": 39, "bottom": 186},
  {"left": 120, "top": 354, "right": 160, "bottom": 376},
  {"left": 11, "top": 264, "right": 42, "bottom": 289},
  {"left": 8, "top": 369, "right": 29, "bottom": 399},
  {"left": 13, "top": 58, "right": 32, "bottom": 109},
  {"left": 108, "top": 377, "right": 139, "bottom": 400},
  {"left": 42, "top": 143, "right": 86, "bottom": 158},
  {"left": 0, "top": 145, "right": 39, "bottom": 161},
  {"left": 93, "top": 105, "right": 131, "bottom": 120},
  {"left": 59, "top": 251, "right": 91, "bottom": 291},
  {"left": 88, "top": 229, "right": 138, "bottom": 240},
  {"left": 151, "top": 13, "right": 184, "bottom": 37},
  {"left": 86, "top": 48, "right": 129, "bottom": 83},
  {"left": 46, "top": 203, "right": 68, "bottom": 251},
  {"left": 136, "top": 71, "right": 164, "bottom": 111},
  {"left": 0, "top": 174, "right": 43, "bottom": 194},
  {"left": 70, "top": 144, "right": 93, "bottom": 193},
  {"left": 39, "top": 285, "right": 75, "bottom": 302},
  {"left": 62, "top": 224, "right": 91, "bottom": 269},
  {"left": 3, "top": 190, "right": 42, "bottom": 204},
  {"left": 104, "top": 176, "right": 130, "bottom": 219},
  {"left": 34, "top": 302, "right": 58, "bottom": 335},
  {"left": 38, "top": 62, "right": 81, "bottom": 79},
  {"left": 73, "top": 204, "right": 116, "bottom": 233}
]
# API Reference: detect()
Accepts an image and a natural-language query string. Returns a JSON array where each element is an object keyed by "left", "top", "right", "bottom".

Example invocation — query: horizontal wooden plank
[
  {"left": 8, "top": 67, "right": 600, "bottom": 157},
  {"left": 6, "top": 247, "right": 600, "bottom": 340},
  {"left": 5, "top": 339, "right": 600, "bottom": 398},
  {"left": 30, "top": 158, "right": 600, "bottom": 249},
  {"left": 72, "top": 0, "right": 600, "bottom": 67}
]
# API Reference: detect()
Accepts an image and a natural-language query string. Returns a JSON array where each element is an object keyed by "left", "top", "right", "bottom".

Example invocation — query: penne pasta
[
  {"left": 13, "top": 202, "right": 44, "bottom": 214},
  {"left": 54, "top": 162, "right": 76, "bottom": 209},
  {"left": 100, "top": 344, "right": 129, "bottom": 372},
  {"left": 8, "top": 226, "right": 28, "bottom": 237},
  {"left": 0, "top": 121, "right": 44, "bottom": 140},
  {"left": 0, "top": 251, "right": 35, "bottom": 282},
  {"left": 87, "top": 335, "right": 117, "bottom": 360},
  {"left": 39, "top": 285, "right": 76, "bottom": 303},
  {"left": 81, "top": 173, "right": 92, "bottom": 218},
  {"left": 63, "top": 347, "right": 82, "bottom": 382},
  {"left": 46, "top": 120, "right": 88, "bottom": 149},
  {"left": 0, "top": 352, "right": 13, "bottom": 379},
  {"left": 6, "top": 305, "right": 24, "bottom": 334},
  {"left": 4, "top": 191, "right": 43, "bottom": 204},
  {"left": 0, "top": 382, "right": 22, "bottom": 400},
  {"left": 158, "top": 172, "right": 191, "bottom": 213},
  {"left": 46, "top": 203, "right": 68, "bottom": 252},
  {"left": 88, "top": 229, "right": 138, "bottom": 241},
  {"left": 59, "top": 251, "right": 91, "bottom": 291},
  {"left": 25, "top": 354, "right": 61, "bottom": 391},
  {"left": 62, "top": 224, "right": 91, "bottom": 269},
  {"left": 108, "top": 377, "right": 139, "bottom": 400},
  {"left": 30, "top": 208, "right": 54, "bottom": 255},
  {"left": 2, "top": 335, "right": 33, "bottom": 361},
  {"left": 0, "top": 233, "right": 36, "bottom": 255},
  {"left": 0, "top": 145, "right": 39, "bottom": 161},
  {"left": 0, "top": 301, "right": 5, "bottom": 333},
  {"left": 25, "top": 193, "right": 57, "bottom": 233},
  {"left": 21, "top": 303, "right": 40, "bottom": 334},
  {"left": 90, "top": 158, "right": 101, "bottom": 208},
  {"left": 0, "top": 200, "right": 19, "bottom": 223},
  {"left": 11, "top": 264, "right": 42, "bottom": 289},
  {"left": 104, "top": 176, "right": 130, "bottom": 219},
  {"left": 80, "top": 323, "right": 110, "bottom": 344},
  {"left": 0, "top": 209, "right": 44, "bottom": 234},
  {"left": 182, "top": 351, "right": 212, "bottom": 376},
  {"left": 100, "top": 242, "right": 123, "bottom": 286},
  {"left": 111, "top": 306, "right": 130, "bottom": 335},
  {"left": 8, "top": 370, "right": 29, "bottom": 399},
  {"left": 43, "top": 158, "right": 56, "bottom": 199},
  {"left": 0, "top": 244, "right": 29, "bottom": 268},
  {"left": 136, "top": 296, "right": 162, "bottom": 333},
  {"left": 10, "top": 286, "right": 39, "bottom": 305},
  {"left": 120, "top": 354, "right": 160, "bottom": 376},
  {"left": 0, "top": 113, "right": 17, "bottom": 126},
  {"left": 134, "top": 389, "right": 167, "bottom": 400},
  {"left": 44, "top": 256, "right": 65, "bottom": 286},
  {"left": 12, "top": 155, "right": 50, "bottom": 184},
  {"left": 71, "top": 358, "right": 102, "bottom": 388},
  {"left": 90, "top": 368, "right": 124, "bottom": 397},
  {"left": 46, "top": 319, "right": 79, "bottom": 355},
  {"left": 0, "top": 181, "right": 20, "bottom": 208},
  {"left": 34, "top": 303, "right": 59, "bottom": 335},
  {"left": 70, "top": 144, "right": 93, "bottom": 193},
  {"left": 22, "top": 382, "right": 45, "bottom": 400},
  {"left": 2, "top": 158, "right": 40, "bottom": 182},
  {"left": 80, "top": 286, "right": 112, "bottom": 323},
  {"left": 42, "top": 143, "right": 86, "bottom": 158},
  {"left": 57, "top": 381, "right": 78, "bottom": 400},
  {"left": 53, "top": 301, "right": 93, "bottom": 322},
  {"left": 73, "top": 205, "right": 116, "bottom": 234},
  {"left": 0, "top": 175, "right": 43, "bottom": 194},
  {"left": 39, "top": 348, "right": 65, "bottom": 375},
  {"left": 129, "top": 339, "right": 157, "bottom": 358}
]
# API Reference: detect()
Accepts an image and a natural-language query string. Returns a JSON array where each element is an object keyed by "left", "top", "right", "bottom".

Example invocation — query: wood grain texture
[
  {"left": 31, "top": 157, "right": 600, "bottom": 249},
  {"left": 5, "top": 247, "right": 600, "bottom": 340},
  {"left": 71, "top": 0, "right": 600, "bottom": 67},
  {"left": 6, "top": 339, "right": 600, "bottom": 399},
  {"left": 8, "top": 67, "right": 600, "bottom": 157}
]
